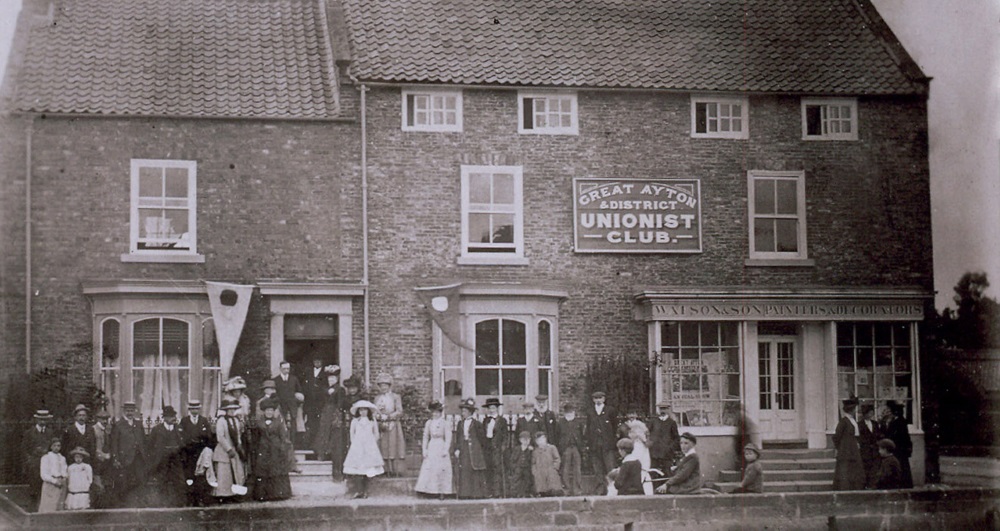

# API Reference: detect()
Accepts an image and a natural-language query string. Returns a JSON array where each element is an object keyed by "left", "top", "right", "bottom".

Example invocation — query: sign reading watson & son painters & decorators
[{"left": 573, "top": 178, "right": 702, "bottom": 253}]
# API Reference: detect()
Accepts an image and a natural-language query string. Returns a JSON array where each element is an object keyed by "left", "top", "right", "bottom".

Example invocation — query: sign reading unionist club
[{"left": 573, "top": 178, "right": 702, "bottom": 253}]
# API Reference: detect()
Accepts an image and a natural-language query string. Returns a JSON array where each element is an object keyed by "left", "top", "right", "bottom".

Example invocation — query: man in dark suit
[
  {"left": 62, "top": 404, "right": 98, "bottom": 465},
  {"left": 177, "top": 399, "right": 214, "bottom": 506},
  {"left": 584, "top": 391, "right": 618, "bottom": 493},
  {"left": 23, "top": 409, "right": 54, "bottom": 511},
  {"left": 480, "top": 397, "right": 508, "bottom": 498},
  {"left": 649, "top": 401, "right": 681, "bottom": 476},
  {"left": 301, "top": 356, "right": 327, "bottom": 451},
  {"left": 515, "top": 401, "right": 544, "bottom": 444},
  {"left": 273, "top": 361, "right": 303, "bottom": 445},
  {"left": 658, "top": 432, "right": 701, "bottom": 494},
  {"left": 148, "top": 406, "right": 185, "bottom": 506},
  {"left": 110, "top": 401, "right": 147, "bottom": 507},
  {"left": 452, "top": 398, "right": 488, "bottom": 498},
  {"left": 534, "top": 394, "right": 559, "bottom": 447}
]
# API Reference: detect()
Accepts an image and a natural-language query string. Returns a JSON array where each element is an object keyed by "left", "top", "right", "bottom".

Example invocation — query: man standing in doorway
[
  {"left": 273, "top": 361, "right": 304, "bottom": 447},
  {"left": 584, "top": 391, "right": 618, "bottom": 494},
  {"left": 302, "top": 356, "right": 327, "bottom": 453}
]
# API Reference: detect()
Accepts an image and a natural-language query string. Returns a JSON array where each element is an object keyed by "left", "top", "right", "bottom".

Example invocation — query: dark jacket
[
  {"left": 515, "top": 415, "right": 545, "bottom": 443},
  {"left": 858, "top": 418, "right": 881, "bottom": 486},
  {"left": 649, "top": 416, "right": 681, "bottom": 461},
  {"left": 555, "top": 417, "right": 585, "bottom": 452},
  {"left": 62, "top": 423, "right": 98, "bottom": 464},
  {"left": 272, "top": 374, "right": 302, "bottom": 419},
  {"left": 884, "top": 416, "right": 913, "bottom": 488},
  {"left": 875, "top": 454, "right": 904, "bottom": 489},
  {"left": 615, "top": 459, "right": 644, "bottom": 495},
  {"left": 832, "top": 416, "right": 865, "bottom": 491},
  {"left": 110, "top": 418, "right": 146, "bottom": 468},
  {"left": 666, "top": 452, "right": 701, "bottom": 494},
  {"left": 584, "top": 405, "right": 618, "bottom": 454},
  {"left": 452, "top": 417, "right": 487, "bottom": 471},
  {"left": 301, "top": 367, "right": 328, "bottom": 418}
]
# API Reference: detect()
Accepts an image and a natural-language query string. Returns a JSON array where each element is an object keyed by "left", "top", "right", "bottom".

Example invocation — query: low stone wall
[{"left": 3, "top": 487, "right": 998, "bottom": 530}]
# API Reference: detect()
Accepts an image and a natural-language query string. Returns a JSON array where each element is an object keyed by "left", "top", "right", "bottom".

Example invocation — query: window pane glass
[
  {"left": 893, "top": 348, "right": 911, "bottom": 372},
  {"left": 701, "top": 322, "right": 719, "bottom": 347},
  {"left": 138, "top": 167, "right": 162, "bottom": 197},
  {"left": 469, "top": 173, "right": 490, "bottom": 204},
  {"left": 134, "top": 319, "right": 160, "bottom": 365},
  {"left": 202, "top": 368, "right": 221, "bottom": 417},
  {"left": 538, "top": 368, "right": 550, "bottom": 396},
  {"left": 491, "top": 215, "right": 515, "bottom": 244},
  {"left": 503, "top": 320, "right": 526, "bottom": 365},
  {"left": 775, "top": 219, "right": 798, "bottom": 252},
  {"left": 662, "top": 322, "right": 679, "bottom": 346},
  {"left": 754, "top": 179, "right": 775, "bottom": 214},
  {"left": 163, "top": 319, "right": 189, "bottom": 367},
  {"left": 838, "top": 348, "right": 854, "bottom": 369},
  {"left": 468, "top": 213, "right": 491, "bottom": 244},
  {"left": 775, "top": 180, "right": 798, "bottom": 215},
  {"left": 493, "top": 174, "right": 515, "bottom": 204},
  {"left": 837, "top": 323, "right": 854, "bottom": 346},
  {"left": 102, "top": 319, "right": 120, "bottom": 368},
  {"left": 892, "top": 323, "right": 911, "bottom": 346},
  {"left": 202, "top": 320, "right": 220, "bottom": 368},
  {"left": 164, "top": 168, "right": 188, "bottom": 198},
  {"left": 695, "top": 103, "right": 707, "bottom": 133},
  {"left": 856, "top": 324, "right": 873, "bottom": 345},
  {"left": 502, "top": 369, "right": 525, "bottom": 395},
  {"left": 874, "top": 323, "right": 892, "bottom": 346},
  {"left": 721, "top": 323, "right": 739, "bottom": 347},
  {"left": 806, "top": 105, "right": 822, "bottom": 135},
  {"left": 680, "top": 322, "right": 700, "bottom": 347},
  {"left": 476, "top": 369, "right": 500, "bottom": 396},
  {"left": 538, "top": 321, "right": 551, "bottom": 366},
  {"left": 475, "top": 320, "right": 500, "bottom": 365},
  {"left": 164, "top": 209, "right": 190, "bottom": 237},
  {"left": 857, "top": 347, "right": 874, "bottom": 369},
  {"left": 754, "top": 221, "right": 775, "bottom": 253},
  {"left": 559, "top": 98, "right": 571, "bottom": 113}
]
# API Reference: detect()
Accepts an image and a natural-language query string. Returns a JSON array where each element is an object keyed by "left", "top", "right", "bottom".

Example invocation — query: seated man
[{"left": 656, "top": 432, "right": 700, "bottom": 494}]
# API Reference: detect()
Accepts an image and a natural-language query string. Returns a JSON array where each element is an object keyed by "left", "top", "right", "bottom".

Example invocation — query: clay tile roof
[
  {"left": 342, "top": 0, "right": 926, "bottom": 94},
  {"left": 14, "top": 0, "right": 340, "bottom": 118}
]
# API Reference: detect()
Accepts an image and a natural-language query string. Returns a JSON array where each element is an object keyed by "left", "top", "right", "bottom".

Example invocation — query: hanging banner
[
  {"left": 573, "top": 178, "right": 702, "bottom": 253},
  {"left": 414, "top": 283, "right": 473, "bottom": 350},
  {"left": 205, "top": 281, "right": 254, "bottom": 380}
]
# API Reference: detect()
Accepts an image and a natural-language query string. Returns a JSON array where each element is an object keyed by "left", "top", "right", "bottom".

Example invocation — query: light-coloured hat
[
  {"left": 123, "top": 401, "right": 137, "bottom": 409},
  {"left": 350, "top": 400, "right": 378, "bottom": 416},
  {"left": 224, "top": 376, "right": 247, "bottom": 392},
  {"left": 325, "top": 365, "right": 341, "bottom": 375},
  {"left": 69, "top": 446, "right": 90, "bottom": 458},
  {"left": 73, "top": 404, "right": 90, "bottom": 415},
  {"left": 743, "top": 442, "right": 762, "bottom": 457},
  {"left": 375, "top": 373, "right": 393, "bottom": 385},
  {"left": 187, "top": 399, "right": 202, "bottom": 409},
  {"left": 33, "top": 409, "right": 53, "bottom": 420}
]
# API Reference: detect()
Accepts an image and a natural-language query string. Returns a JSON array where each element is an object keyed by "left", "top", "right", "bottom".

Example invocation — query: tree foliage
[{"left": 934, "top": 272, "right": 1000, "bottom": 349}]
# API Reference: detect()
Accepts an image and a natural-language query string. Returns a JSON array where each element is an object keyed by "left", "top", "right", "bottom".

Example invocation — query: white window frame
[
  {"left": 690, "top": 95, "right": 749, "bottom": 139},
  {"left": 836, "top": 322, "right": 917, "bottom": 427},
  {"left": 747, "top": 170, "right": 808, "bottom": 261},
  {"left": 459, "top": 165, "right": 526, "bottom": 265},
  {"left": 518, "top": 91, "right": 578, "bottom": 135},
  {"left": 123, "top": 159, "right": 203, "bottom": 263},
  {"left": 401, "top": 88, "right": 463, "bottom": 132},
  {"left": 801, "top": 98, "right": 858, "bottom": 141}
]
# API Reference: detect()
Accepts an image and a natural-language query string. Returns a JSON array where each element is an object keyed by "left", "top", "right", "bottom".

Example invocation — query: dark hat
[
  {"left": 261, "top": 379, "right": 276, "bottom": 390},
  {"left": 534, "top": 431, "right": 547, "bottom": 439},
  {"left": 860, "top": 403, "right": 875, "bottom": 414},
  {"left": 95, "top": 409, "right": 111, "bottom": 419},
  {"left": 680, "top": 432, "right": 697, "bottom": 444},
  {"left": 343, "top": 375, "right": 362, "bottom": 388},
  {"left": 187, "top": 399, "right": 202, "bottom": 409},
  {"left": 887, "top": 401, "right": 905, "bottom": 416},
  {"left": 877, "top": 438, "right": 897, "bottom": 451},
  {"left": 458, "top": 398, "right": 477, "bottom": 411},
  {"left": 562, "top": 403, "right": 576, "bottom": 412},
  {"left": 518, "top": 430, "right": 531, "bottom": 439},
  {"left": 260, "top": 398, "right": 279, "bottom": 411},
  {"left": 221, "top": 397, "right": 241, "bottom": 410},
  {"left": 325, "top": 365, "right": 341, "bottom": 376},
  {"left": 428, "top": 400, "right": 444, "bottom": 412},
  {"left": 591, "top": 391, "right": 606, "bottom": 399},
  {"left": 743, "top": 443, "right": 762, "bottom": 457},
  {"left": 33, "top": 409, "right": 53, "bottom": 420},
  {"left": 843, "top": 397, "right": 859, "bottom": 410},
  {"left": 484, "top": 397, "right": 502, "bottom": 408},
  {"left": 162, "top": 406, "right": 178, "bottom": 418}
]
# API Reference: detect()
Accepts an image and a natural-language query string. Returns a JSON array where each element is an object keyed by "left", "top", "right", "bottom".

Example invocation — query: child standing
[
  {"left": 531, "top": 432, "right": 563, "bottom": 497},
  {"left": 731, "top": 443, "right": 763, "bottom": 494},
  {"left": 874, "top": 438, "right": 904, "bottom": 489},
  {"left": 555, "top": 404, "right": 585, "bottom": 496},
  {"left": 64, "top": 447, "right": 93, "bottom": 510},
  {"left": 613, "top": 438, "right": 643, "bottom": 496},
  {"left": 415, "top": 401, "right": 454, "bottom": 498},
  {"left": 342, "top": 400, "right": 384, "bottom": 499},
  {"left": 38, "top": 438, "right": 67, "bottom": 513},
  {"left": 504, "top": 431, "right": 534, "bottom": 498}
]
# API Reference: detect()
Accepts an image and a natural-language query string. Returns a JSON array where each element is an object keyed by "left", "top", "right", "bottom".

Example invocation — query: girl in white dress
[
  {"left": 342, "top": 400, "right": 384, "bottom": 499},
  {"left": 38, "top": 439, "right": 67, "bottom": 513},
  {"left": 414, "top": 401, "right": 453, "bottom": 497},
  {"left": 64, "top": 447, "right": 93, "bottom": 510}
]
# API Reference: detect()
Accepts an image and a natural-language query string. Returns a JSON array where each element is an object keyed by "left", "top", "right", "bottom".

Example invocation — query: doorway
[
  {"left": 283, "top": 314, "right": 338, "bottom": 383},
  {"left": 757, "top": 336, "right": 803, "bottom": 440}
]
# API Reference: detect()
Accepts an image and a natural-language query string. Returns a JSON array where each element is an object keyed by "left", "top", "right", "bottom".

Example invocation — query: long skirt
[
  {"left": 453, "top": 452, "right": 487, "bottom": 499},
  {"left": 415, "top": 438, "right": 453, "bottom": 494},
  {"left": 379, "top": 421, "right": 406, "bottom": 461},
  {"left": 38, "top": 482, "right": 65, "bottom": 513},
  {"left": 64, "top": 492, "right": 90, "bottom": 510},
  {"left": 213, "top": 458, "right": 247, "bottom": 497},
  {"left": 252, "top": 474, "right": 292, "bottom": 501}
]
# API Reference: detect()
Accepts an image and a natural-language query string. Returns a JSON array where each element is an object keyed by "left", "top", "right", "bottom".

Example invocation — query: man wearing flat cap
[
  {"left": 149, "top": 406, "right": 185, "bottom": 506},
  {"left": 585, "top": 391, "right": 618, "bottom": 493},
  {"left": 62, "top": 404, "right": 97, "bottom": 465}
]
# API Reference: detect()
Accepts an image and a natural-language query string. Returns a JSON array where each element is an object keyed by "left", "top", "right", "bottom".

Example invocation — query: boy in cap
[
  {"left": 531, "top": 431, "right": 563, "bottom": 497},
  {"left": 149, "top": 406, "right": 185, "bottom": 506},
  {"left": 555, "top": 403, "right": 585, "bottom": 495},
  {"left": 505, "top": 430, "right": 534, "bottom": 498},
  {"left": 649, "top": 402, "right": 680, "bottom": 476},
  {"left": 874, "top": 438, "right": 904, "bottom": 489},
  {"left": 481, "top": 397, "right": 508, "bottom": 498},
  {"left": 730, "top": 443, "right": 763, "bottom": 494},
  {"left": 23, "top": 409, "right": 53, "bottom": 511},
  {"left": 585, "top": 391, "right": 618, "bottom": 493},
  {"left": 657, "top": 432, "right": 701, "bottom": 494},
  {"left": 109, "top": 401, "right": 146, "bottom": 507}
]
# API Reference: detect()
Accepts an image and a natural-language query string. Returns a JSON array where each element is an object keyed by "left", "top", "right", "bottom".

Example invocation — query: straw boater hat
[
  {"left": 73, "top": 404, "right": 90, "bottom": 415},
  {"left": 33, "top": 409, "right": 53, "bottom": 420},
  {"left": 350, "top": 400, "right": 378, "bottom": 416},
  {"left": 123, "top": 401, "right": 137, "bottom": 409},
  {"left": 375, "top": 373, "right": 393, "bottom": 385},
  {"left": 535, "top": 394, "right": 548, "bottom": 402},
  {"left": 187, "top": 399, "right": 202, "bottom": 410},
  {"left": 221, "top": 397, "right": 241, "bottom": 410},
  {"left": 69, "top": 446, "right": 90, "bottom": 459},
  {"left": 458, "top": 398, "right": 477, "bottom": 411}
]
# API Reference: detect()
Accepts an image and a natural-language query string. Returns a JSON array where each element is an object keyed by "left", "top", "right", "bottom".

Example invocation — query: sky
[{"left": 0, "top": 0, "right": 996, "bottom": 311}]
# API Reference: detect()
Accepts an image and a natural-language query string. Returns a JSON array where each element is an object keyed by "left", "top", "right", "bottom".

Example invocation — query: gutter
[{"left": 347, "top": 65, "right": 371, "bottom": 387}]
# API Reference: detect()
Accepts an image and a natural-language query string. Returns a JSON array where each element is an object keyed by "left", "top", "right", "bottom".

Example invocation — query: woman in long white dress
[{"left": 414, "top": 401, "right": 453, "bottom": 497}]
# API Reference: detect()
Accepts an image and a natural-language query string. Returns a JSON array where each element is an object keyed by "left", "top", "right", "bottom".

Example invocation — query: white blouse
[{"left": 40, "top": 452, "right": 67, "bottom": 484}]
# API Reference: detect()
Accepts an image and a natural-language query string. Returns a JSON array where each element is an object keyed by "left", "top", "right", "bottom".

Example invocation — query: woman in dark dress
[
  {"left": 451, "top": 398, "right": 488, "bottom": 499},
  {"left": 883, "top": 401, "right": 914, "bottom": 488},
  {"left": 313, "top": 366, "right": 347, "bottom": 479},
  {"left": 251, "top": 398, "right": 293, "bottom": 501},
  {"left": 832, "top": 398, "right": 865, "bottom": 490}
]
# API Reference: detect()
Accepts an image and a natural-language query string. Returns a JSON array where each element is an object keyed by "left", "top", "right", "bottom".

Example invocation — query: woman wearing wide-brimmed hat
[
  {"left": 342, "top": 400, "right": 384, "bottom": 498},
  {"left": 373, "top": 372, "right": 406, "bottom": 477},
  {"left": 64, "top": 447, "right": 93, "bottom": 510},
  {"left": 832, "top": 397, "right": 865, "bottom": 490},
  {"left": 212, "top": 397, "right": 248, "bottom": 499},
  {"left": 223, "top": 376, "right": 251, "bottom": 425}
]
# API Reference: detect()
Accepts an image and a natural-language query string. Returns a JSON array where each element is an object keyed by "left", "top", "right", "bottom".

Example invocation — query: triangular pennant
[
  {"left": 205, "top": 281, "right": 254, "bottom": 380},
  {"left": 414, "top": 283, "right": 473, "bottom": 351}
]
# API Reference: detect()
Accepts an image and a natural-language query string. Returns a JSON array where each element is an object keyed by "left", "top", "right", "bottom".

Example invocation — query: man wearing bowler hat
[
  {"left": 149, "top": 406, "right": 185, "bottom": 506},
  {"left": 585, "top": 391, "right": 618, "bottom": 494},
  {"left": 110, "top": 401, "right": 147, "bottom": 506}
]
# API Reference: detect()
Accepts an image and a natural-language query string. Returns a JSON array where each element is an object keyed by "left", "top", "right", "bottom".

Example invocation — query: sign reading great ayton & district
[{"left": 573, "top": 178, "right": 702, "bottom": 253}]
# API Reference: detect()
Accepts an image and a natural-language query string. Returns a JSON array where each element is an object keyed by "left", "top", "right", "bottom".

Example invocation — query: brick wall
[{"left": 362, "top": 86, "right": 932, "bottom": 406}]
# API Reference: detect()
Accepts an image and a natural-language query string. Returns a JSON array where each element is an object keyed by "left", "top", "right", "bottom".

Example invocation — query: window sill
[
  {"left": 457, "top": 255, "right": 530, "bottom": 266},
  {"left": 402, "top": 126, "right": 463, "bottom": 133},
  {"left": 801, "top": 136, "right": 858, "bottom": 142},
  {"left": 517, "top": 129, "right": 579, "bottom": 136},
  {"left": 691, "top": 133, "right": 749, "bottom": 140},
  {"left": 745, "top": 258, "right": 815, "bottom": 267},
  {"left": 678, "top": 426, "right": 739, "bottom": 437},
  {"left": 121, "top": 253, "right": 206, "bottom": 264}
]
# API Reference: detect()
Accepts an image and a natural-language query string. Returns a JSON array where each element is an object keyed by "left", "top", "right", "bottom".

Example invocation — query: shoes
[{"left": 352, "top": 492, "right": 368, "bottom": 499}]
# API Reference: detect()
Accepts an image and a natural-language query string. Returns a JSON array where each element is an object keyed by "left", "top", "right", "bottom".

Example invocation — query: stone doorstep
[
  {"left": 760, "top": 449, "right": 837, "bottom": 460},
  {"left": 714, "top": 480, "right": 831, "bottom": 493},
  {"left": 758, "top": 458, "right": 836, "bottom": 470},
  {"left": 718, "top": 468, "right": 833, "bottom": 482}
]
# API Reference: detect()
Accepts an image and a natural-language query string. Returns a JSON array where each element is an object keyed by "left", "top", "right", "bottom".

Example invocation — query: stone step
[
  {"left": 758, "top": 458, "right": 836, "bottom": 470},
  {"left": 762, "top": 439, "right": 809, "bottom": 450},
  {"left": 292, "top": 461, "right": 333, "bottom": 476},
  {"left": 938, "top": 457, "right": 1000, "bottom": 477},
  {"left": 759, "top": 449, "right": 835, "bottom": 460},
  {"left": 718, "top": 468, "right": 834, "bottom": 483},
  {"left": 714, "top": 480, "right": 831, "bottom": 493}
]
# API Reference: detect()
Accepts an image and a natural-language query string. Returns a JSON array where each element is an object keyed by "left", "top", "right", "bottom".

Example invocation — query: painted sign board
[{"left": 573, "top": 178, "right": 702, "bottom": 253}]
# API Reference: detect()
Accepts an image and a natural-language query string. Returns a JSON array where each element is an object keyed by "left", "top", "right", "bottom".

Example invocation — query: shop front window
[
  {"left": 659, "top": 321, "right": 741, "bottom": 426},
  {"left": 837, "top": 322, "right": 914, "bottom": 421}
]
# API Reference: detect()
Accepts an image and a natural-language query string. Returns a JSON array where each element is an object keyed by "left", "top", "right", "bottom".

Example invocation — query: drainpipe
[
  {"left": 24, "top": 119, "right": 33, "bottom": 374},
  {"left": 359, "top": 82, "right": 370, "bottom": 387}
]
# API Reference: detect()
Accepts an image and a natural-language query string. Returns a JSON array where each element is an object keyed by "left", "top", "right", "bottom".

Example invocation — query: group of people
[
  {"left": 411, "top": 391, "right": 708, "bottom": 499},
  {"left": 833, "top": 398, "right": 913, "bottom": 491}
]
